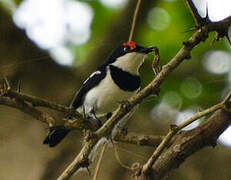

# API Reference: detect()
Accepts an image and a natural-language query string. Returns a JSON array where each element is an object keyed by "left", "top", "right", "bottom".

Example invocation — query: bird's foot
[
  {"left": 115, "top": 125, "right": 128, "bottom": 136},
  {"left": 106, "top": 112, "right": 112, "bottom": 120},
  {"left": 89, "top": 111, "right": 102, "bottom": 129},
  {"left": 119, "top": 100, "right": 131, "bottom": 111}
]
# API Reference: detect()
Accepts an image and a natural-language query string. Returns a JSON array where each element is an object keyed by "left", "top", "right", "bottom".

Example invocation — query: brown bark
[{"left": 135, "top": 109, "right": 231, "bottom": 180}]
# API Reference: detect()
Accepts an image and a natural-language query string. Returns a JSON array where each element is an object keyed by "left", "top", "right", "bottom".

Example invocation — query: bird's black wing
[{"left": 70, "top": 69, "right": 106, "bottom": 109}]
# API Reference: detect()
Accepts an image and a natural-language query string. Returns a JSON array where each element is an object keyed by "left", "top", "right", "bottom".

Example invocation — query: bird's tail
[{"left": 43, "top": 127, "right": 70, "bottom": 147}]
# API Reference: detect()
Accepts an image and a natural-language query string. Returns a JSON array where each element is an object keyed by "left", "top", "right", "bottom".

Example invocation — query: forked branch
[
  {"left": 140, "top": 91, "right": 231, "bottom": 176},
  {"left": 57, "top": 15, "right": 231, "bottom": 180}
]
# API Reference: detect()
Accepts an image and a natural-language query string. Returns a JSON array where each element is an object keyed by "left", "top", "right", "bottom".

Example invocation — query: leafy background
[{"left": 0, "top": 0, "right": 231, "bottom": 179}]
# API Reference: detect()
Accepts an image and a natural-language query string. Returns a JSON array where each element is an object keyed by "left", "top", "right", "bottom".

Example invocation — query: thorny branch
[
  {"left": 0, "top": 96, "right": 55, "bottom": 126},
  {"left": 57, "top": 15, "right": 231, "bottom": 180},
  {"left": 0, "top": 81, "right": 97, "bottom": 130},
  {"left": 0, "top": 79, "right": 163, "bottom": 147},
  {"left": 1, "top": 80, "right": 82, "bottom": 118},
  {"left": 0, "top": 1, "right": 231, "bottom": 180}
]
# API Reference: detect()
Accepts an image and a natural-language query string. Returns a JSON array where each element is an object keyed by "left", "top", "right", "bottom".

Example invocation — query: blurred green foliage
[
  {"left": 74, "top": 0, "right": 230, "bottom": 112},
  {"left": 1, "top": 0, "right": 231, "bottom": 179}
]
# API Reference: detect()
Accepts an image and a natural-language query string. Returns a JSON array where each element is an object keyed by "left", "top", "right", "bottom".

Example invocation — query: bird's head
[{"left": 107, "top": 41, "right": 154, "bottom": 74}]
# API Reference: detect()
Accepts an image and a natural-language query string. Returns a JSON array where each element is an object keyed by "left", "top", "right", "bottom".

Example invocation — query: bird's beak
[{"left": 140, "top": 46, "right": 154, "bottom": 54}]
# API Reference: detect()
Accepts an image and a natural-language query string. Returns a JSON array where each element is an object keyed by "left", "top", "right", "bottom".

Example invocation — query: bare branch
[
  {"left": 0, "top": 3, "right": 230, "bottom": 179},
  {"left": 113, "top": 143, "right": 134, "bottom": 170},
  {"left": 93, "top": 143, "right": 107, "bottom": 180},
  {"left": 149, "top": 108, "right": 231, "bottom": 180},
  {"left": 0, "top": 96, "right": 55, "bottom": 126},
  {"left": 128, "top": 0, "right": 142, "bottom": 42},
  {"left": 140, "top": 91, "right": 231, "bottom": 176},
  {"left": 152, "top": 47, "right": 161, "bottom": 76},
  {"left": 114, "top": 132, "right": 164, "bottom": 147},
  {"left": 0, "top": 87, "right": 97, "bottom": 131},
  {"left": 57, "top": 16, "right": 231, "bottom": 180},
  {"left": 7, "top": 89, "right": 82, "bottom": 117}
]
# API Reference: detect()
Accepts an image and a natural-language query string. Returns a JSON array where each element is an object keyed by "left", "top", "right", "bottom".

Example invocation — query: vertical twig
[
  {"left": 17, "top": 79, "right": 21, "bottom": 93},
  {"left": 3, "top": 76, "right": 10, "bottom": 90},
  {"left": 57, "top": 9, "right": 231, "bottom": 180},
  {"left": 152, "top": 47, "right": 161, "bottom": 76},
  {"left": 128, "top": 0, "right": 142, "bottom": 42},
  {"left": 114, "top": 143, "right": 133, "bottom": 170},
  {"left": 93, "top": 143, "right": 107, "bottom": 180}
]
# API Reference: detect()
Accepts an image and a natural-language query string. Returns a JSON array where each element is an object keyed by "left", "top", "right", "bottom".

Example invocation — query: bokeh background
[{"left": 0, "top": 0, "right": 231, "bottom": 179}]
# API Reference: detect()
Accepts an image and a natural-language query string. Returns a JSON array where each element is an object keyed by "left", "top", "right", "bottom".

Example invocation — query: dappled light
[
  {"left": 50, "top": 46, "right": 74, "bottom": 66},
  {"left": 150, "top": 102, "right": 178, "bottom": 124},
  {"left": 147, "top": 7, "right": 170, "bottom": 31},
  {"left": 13, "top": 0, "right": 93, "bottom": 65},
  {"left": 203, "top": 50, "right": 231, "bottom": 75},
  {"left": 162, "top": 91, "right": 182, "bottom": 109},
  {"left": 175, "top": 109, "right": 202, "bottom": 131},
  {"left": 1, "top": 0, "right": 231, "bottom": 179},
  {"left": 99, "top": 0, "right": 128, "bottom": 8},
  {"left": 180, "top": 77, "right": 202, "bottom": 99}
]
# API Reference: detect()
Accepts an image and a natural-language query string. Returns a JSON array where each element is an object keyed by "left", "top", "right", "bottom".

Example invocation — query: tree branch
[
  {"left": 114, "top": 133, "right": 164, "bottom": 147},
  {"left": 0, "top": 96, "right": 55, "bottom": 126},
  {"left": 128, "top": 0, "right": 142, "bottom": 42},
  {"left": 139, "top": 91, "right": 231, "bottom": 177},
  {"left": 4, "top": 88, "right": 82, "bottom": 118},
  {"left": 57, "top": 15, "right": 231, "bottom": 180},
  {"left": 0, "top": 87, "right": 97, "bottom": 131},
  {"left": 1, "top": 75, "right": 102, "bottom": 129},
  {"left": 0, "top": 2, "right": 230, "bottom": 179},
  {"left": 1, "top": 82, "right": 163, "bottom": 147},
  {"left": 136, "top": 107, "right": 231, "bottom": 180},
  {"left": 93, "top": 143, "right": 107, "bottom": 180}
]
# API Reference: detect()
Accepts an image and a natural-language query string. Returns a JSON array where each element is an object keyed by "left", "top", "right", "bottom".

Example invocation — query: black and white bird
[{"left": 43, "top": 41, "right": 154, "bottom": 147}]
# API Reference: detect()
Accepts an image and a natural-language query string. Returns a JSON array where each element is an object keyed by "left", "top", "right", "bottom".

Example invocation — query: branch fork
[
  {"left": 1, "top": 1, "right": 231, "bottom": 180},
  {"left": 137, "top": 90, "right": 231, "bottom": 178}
]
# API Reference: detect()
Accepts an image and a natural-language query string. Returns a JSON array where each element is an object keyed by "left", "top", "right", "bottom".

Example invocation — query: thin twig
[
  {"left": 0, "top": 87, "right": 95, "bottom": 129},
  {"left": 114, "top": 132, "right": 164, "bottom": 147},
  {"left": 3, "top": 76, "right": 10, "bottom": 91},
  {"left": 17, "top": 79, "right": 21, "bottom": 93},
  {"left": 7, "top": 90, "right": 80, "bottom": 116},
  {"left": 128, "top": 0, "right": 142, "bottom": 42},
  {"left": 141, "top": 91, "right": 231, "bottom": 174},
  {"left": 113, "top": 143, "right": 133, "bottom": 170},
  {"left": 150, "top": 108, "right": 231, "bottom": 180},
  {"left": 57, "top": 16, "right": 231, "bottom": 180},
  {"left": 0, "top": 96, "right": 55, "bottom": 126},
  {"left": 152, "top": 47, "right": 161, "bottom": 76},
  {"left": 0, "top": 5, "right": 230, "bottom": 180},
  {"left": 0, "top": 77, "right": 82, "bottom": 118},
  {"left": 93, "top": 143, "right": 107, "bottom": 180},
  {"left": 0, "top": 89, "right": 96, "bottom": 131}
]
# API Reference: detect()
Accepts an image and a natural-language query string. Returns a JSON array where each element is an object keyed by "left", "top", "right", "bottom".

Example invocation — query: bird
[{"left": 43, "top": 41, "right": 154, "bottom": 147}]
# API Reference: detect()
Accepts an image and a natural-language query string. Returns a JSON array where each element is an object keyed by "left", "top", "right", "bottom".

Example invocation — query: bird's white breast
[{"left": 82, "top": 68, "right": 136, "bottom": 115}]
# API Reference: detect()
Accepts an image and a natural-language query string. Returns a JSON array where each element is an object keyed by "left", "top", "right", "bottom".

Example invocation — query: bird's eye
[
  {"left": 123, "top": 46, "right": 129, "bottom": 52},
  {"left": 66, "top": 115, "right": 73, "bottom": 120}
]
